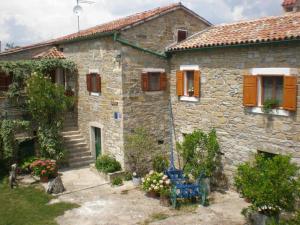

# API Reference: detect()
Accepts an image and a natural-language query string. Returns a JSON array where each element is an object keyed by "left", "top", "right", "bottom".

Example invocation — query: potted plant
[
  {"left": 188, "top": 87, "right": 194, "bottom": 97},
  {"left": 142, "top": 171, "right": 171, "bottom": 199},
  {"left": 132, "top": 172, "right": 141, "bottom": 186},
  {"left": 235, "top": 154, "right": 300, "bottom": 225},
  {"left": 30, "top": 159, "right": 58, "bottom": 182},
  {"left": 262, "top": 99, "right": 279, "bottom": 114}
]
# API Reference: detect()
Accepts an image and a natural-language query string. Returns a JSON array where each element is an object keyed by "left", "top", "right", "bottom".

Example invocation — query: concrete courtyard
[{"left": 54, "top": 168, "right": 248, "bottom": 225}]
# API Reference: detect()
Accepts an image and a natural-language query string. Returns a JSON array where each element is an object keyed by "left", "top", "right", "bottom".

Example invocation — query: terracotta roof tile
[
  {"left": 55, "top": 3, "right": 183, "bottom": 42},
  {"left": 282, "top": 0, "right": 297, "bottom": 6},
  {"left": 33, "top": 47, "right": 65, "bottom": 59},
  {"left": 168, "top": 12, "right": 300, "bottom": 51},
  {"left": 1, "top": 3, "right": 210, "bottom": 55}
]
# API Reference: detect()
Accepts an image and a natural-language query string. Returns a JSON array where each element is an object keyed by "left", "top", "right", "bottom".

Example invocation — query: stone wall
[
  {"left": 60, "top": 37, "right": 125, "bottom": 165},
  {"left": 120, "top": 8, "right": 209, "bottom": 164},
  {"left": 121, "top": 8, "right": 209, "bottom": 53},
  {"left": 169, "top": 43, "right": 300, "bottom": 181}
]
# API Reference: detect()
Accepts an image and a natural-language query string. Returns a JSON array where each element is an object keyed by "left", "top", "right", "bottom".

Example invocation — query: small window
[
  {"left": 0, "top": 73, "right": 12, "bottom": 92},
  {"left": 185, "top": 71, "right": 194, "bottom": 96},
  {"left": 141, "top": 71, "right": 167, "bottom": 92},
  {"left": 86, "top": 73, "right": 101, "bottom": 93},
  {"left": 262, "top": 76, "right": 283, "bottom": 106},
  {"left": 177, "top": 30, "right": 187, "bottom": 42},
  {"left": 176, "top": 70, "right": 200, "bottom": 98}
]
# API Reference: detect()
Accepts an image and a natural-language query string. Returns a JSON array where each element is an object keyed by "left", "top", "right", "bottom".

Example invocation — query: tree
[{"left": 26, "top": 73, "right": 74, "bottom": 159}]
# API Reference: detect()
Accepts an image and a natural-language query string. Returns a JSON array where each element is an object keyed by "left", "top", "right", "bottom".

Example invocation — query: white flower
[
  {"left": 149, "top": 170, "right": 154, "bottom": 175},
  {"left": 141, "top": 178, "right": 145, "bottom": 182},
  {"left": 165, "top": 180, "right": 170, "bottom": 185},
  {"left": 159, "top": 180, "right": 163, "bottom": 184},
  {"left": 163, "top": 175, "right": 168, "bottom": 180},
  {"left": 148, "top": 187, "right": 152, "bottom": 191},
  {"left": 159, "top": 172, "right": 163, "bottom": 176},
  {"left": 147, "top": 178, "right": 150, "bottom": 181},
  {"left": 160, "top": 185, "right": 163, "bottom": 188},
  {"left": 153, "top": 180, "right": 157, "bottom": 184},
  {"left": 133, "top": 172, "right": 137, "bottom": 177},
  {"left": 154, "top": 186, "right": 159, "bottom": 190},
  {"left": 151, "top": 184, "right": 155, "bottom": 188}
]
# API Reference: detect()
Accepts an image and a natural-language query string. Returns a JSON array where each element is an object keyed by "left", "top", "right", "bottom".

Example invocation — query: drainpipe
[{"left": 113, "top": 32, "right": 168, "bottom": 59}]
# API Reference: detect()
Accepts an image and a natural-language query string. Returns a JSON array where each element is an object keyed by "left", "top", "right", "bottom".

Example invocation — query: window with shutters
[
  {"left": 243, "top": 68, "right": 298, "bottom": 115},
  {"left": 177, "top": 29, "right": 187, "bottom": 42},
  {"left": 86, "top": 73, "right": 101, "bottom": 95},
  {"left": 141, "top": 71, "right": 167, "bottom": 92},
  {"left": 176, "top": 69, "right": 200, "bottom": 100}
]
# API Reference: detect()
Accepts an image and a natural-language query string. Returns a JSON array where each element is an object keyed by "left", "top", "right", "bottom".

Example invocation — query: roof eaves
[{"left": 167, "top": 37, "right": 300, "bottom": 53}]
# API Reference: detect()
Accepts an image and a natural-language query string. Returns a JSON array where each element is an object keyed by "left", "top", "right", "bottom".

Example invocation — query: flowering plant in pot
[
  {"left": 142, "top": 171, "right": 171, "bottom": 198},
  {"left": 235, "top": 154, "right": 300, "bottom": 225},
  {"left": 30, "top": 159, "right": 58, "bottom": 182}
]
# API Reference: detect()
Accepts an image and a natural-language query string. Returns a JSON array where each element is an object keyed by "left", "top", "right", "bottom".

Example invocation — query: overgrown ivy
[
  {"left": 0, "top": 119, "right": 30, "bottom": 163},
  {"left": 0, "top": 59, "right": 77, "bottom": 103}
]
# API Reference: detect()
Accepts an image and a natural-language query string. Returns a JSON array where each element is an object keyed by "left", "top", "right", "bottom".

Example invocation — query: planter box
[{"left": 90, "top": 165, "right": 125, "bottom": 182}]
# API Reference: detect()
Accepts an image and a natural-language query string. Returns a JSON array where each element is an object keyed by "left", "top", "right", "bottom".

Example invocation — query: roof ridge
[{"left": 213, "top": 11, "right": 300, "bottom": 28}]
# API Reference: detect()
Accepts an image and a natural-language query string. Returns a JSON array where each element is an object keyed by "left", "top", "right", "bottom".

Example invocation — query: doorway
[{"left": 92, "top": 127, "right": 102, "bottom": 158}]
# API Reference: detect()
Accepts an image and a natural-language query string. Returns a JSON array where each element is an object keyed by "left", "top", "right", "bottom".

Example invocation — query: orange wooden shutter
[
  {"left": 160, "top": 72, "right": 167, "bottom": 91},
  {"left": 96, "top": 74, "right": 101, "bottom": 93},
  {"left": 283, "top": 76, "right": 297, "bottom": 111},
  {"left": 194, "top": 70, "right": 201, "bottom": 97},
  {"left": 141, "top": 72, "right": 149, "bottom": 91},
  {"left": 176, "top": 71, "right": 184, "bottom": 96},
  {"left": 243, "top": 75, "right": 258, "bottom": 106},
  {"left": 86, "top": 74, "right": 92, "bottom": 92}
]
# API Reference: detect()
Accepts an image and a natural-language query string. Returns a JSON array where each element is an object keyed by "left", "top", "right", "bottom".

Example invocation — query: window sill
[
  {"left": 248, "top": 107, "right": 290, "bottom": 117},
  {"left": 144, "top": 90, "right": 164, "bottom": 95},
  {"left": 90, "top": 92, "right": 100, "bottom": 97},
  {"left": 179, "top": 96, "right": 199, "bottom": 102}
]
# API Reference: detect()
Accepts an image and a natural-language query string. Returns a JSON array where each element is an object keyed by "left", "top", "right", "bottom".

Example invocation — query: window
[
  {"left": 176, "top": 70, "right": 200, "bottom": 98},
  {"left": 86, "top": 73, "right": 101, "bottom": 93},
  {"left": 0, "top": 73, "right": 12, "bottom": 92},
  {"left": 141, "top": 72, "right": 167, "bottom": 91},
  {"left": 262, "top": 76, "right": 283, "bottom": 106},
  {"left": 148, "top": 72, "right": 161, "bottom": 91},
  {"left": 177, "top": 30, "right": 187, "bottom": 42},
  {"left": 243, "top": 73, "right": 297, "bottom": 112}
]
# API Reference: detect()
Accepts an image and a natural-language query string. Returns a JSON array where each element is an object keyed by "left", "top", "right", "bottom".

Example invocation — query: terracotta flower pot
[
  {"left": 160, "top": 196, "right": 170, "bottom": 207},
  {"left": 40, "top": 176, "right": 49, "bottom": 183},
  {"left": 147, "top": 191, "right": 159, "bottom": 198}
]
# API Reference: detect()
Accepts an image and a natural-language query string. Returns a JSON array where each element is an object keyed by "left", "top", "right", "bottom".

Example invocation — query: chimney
[{"left": 282, "top": 0, "right": 300, "bottom": 12}]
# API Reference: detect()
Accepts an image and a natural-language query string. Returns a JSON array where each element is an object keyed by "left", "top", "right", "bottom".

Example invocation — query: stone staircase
[{"left": 62, "top": 114, "right": 94, "bottom": 168}]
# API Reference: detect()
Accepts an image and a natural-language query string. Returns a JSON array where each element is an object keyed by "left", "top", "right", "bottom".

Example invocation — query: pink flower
[{"left": 41, "top": 170, "right": 46, "bottom": 175}]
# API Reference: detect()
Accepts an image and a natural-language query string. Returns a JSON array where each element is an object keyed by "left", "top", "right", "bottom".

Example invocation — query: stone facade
[
  {"left": 169, "top": 43, "right": 300, "bottom": 181},
  {"left": 57, "top": 8, "right": 209, "bottom": 166}
]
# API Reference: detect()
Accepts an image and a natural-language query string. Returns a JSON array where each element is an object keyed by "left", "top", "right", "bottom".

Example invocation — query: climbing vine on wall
[
  {"left": 0, "top": 119, "right": 30, "bottom": 162},
  {"left": 0, "top": 59, "right": 77, "bottom": 103}
]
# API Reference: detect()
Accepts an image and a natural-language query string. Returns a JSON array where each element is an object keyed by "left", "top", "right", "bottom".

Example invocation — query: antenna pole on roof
[{"left": 73, "top": 0, "right": 95, "bottom": 33}]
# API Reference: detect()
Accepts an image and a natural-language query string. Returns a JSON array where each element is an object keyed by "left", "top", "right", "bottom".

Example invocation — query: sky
[{"left": 0, "top": 0, "right": 284, "bottom": 49}]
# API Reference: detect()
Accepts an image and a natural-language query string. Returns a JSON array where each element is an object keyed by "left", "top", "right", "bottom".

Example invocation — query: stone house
[
  {"left": 0, "top": 1, "right": 299, "bottom": 180},
  {"left": 167, "top": 1, "right": 300, "bottom": 179},
  {"left": 0, "top": 3, "right": 211, "bottom": 167}
]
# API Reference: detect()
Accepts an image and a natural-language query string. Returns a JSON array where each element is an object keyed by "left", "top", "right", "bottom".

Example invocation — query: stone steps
[{"left": 62, "top": 116, "right": 93, "bottom": 168}]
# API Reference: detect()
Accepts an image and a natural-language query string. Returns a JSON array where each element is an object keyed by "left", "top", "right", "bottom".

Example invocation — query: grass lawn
[{"left": 0, "top": 178, "right": 78, "bottom": 225}]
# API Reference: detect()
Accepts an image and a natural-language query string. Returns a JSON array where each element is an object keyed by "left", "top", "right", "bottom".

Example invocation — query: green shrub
[
  {"left": 20, "top": 156, "right": 38, "bottom": 174},
  {"left": 177, "top": 129, "right": 221, "bottom": 178},
  {"left": 234, "top": 154, "right": 300, "bottom": 216},
  {"left": 124, "top": 128, "right": 155, "bottom": 177},
  {"left": 152, "top": 154, "right": 169, "bottom": 173},
  {"left": 111, "top": 177, "right": 123, "bottom": 186},
  {"left": 95, "top": 155, "right": 121, "bottom": 174},
  {"left": 123, "top": 171, "right": 132, "bottom": 181}
]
